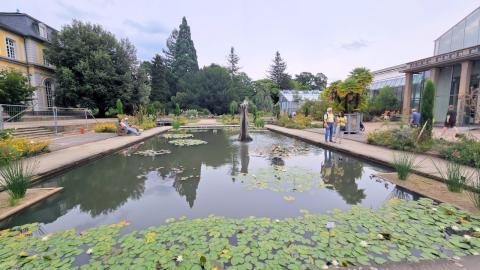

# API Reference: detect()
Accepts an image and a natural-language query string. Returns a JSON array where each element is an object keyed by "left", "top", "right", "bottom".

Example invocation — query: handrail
[{"left": 5, "top": 102, "right": 37, "bottom": 122}]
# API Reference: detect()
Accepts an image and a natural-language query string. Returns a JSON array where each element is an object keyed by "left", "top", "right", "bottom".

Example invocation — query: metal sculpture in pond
[{"left": 238, "top": 100, "right": 252, "bottom": 142}]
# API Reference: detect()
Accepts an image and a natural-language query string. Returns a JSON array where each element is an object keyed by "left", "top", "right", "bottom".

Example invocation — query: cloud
[
  {"left": 340, "top": 40, "right": 368, "bottom": 50},
  {"left": 123, "top": 19, "right": 168, "bottom": 34}
]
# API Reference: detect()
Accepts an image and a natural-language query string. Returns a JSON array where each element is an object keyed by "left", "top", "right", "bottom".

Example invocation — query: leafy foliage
[
  {"left": 299, "top": 100, "right": 329, "bottom": 121},
  {"left": 277, "top": 113, "right": 312, "bottom": 129},
  {"left": 322, "top": 68, "right": 373, "bottom": 113},
  {"left": 46, "top": 21, "right": 140, "bottom": 115},
  {"left": 367, "top": 127, "right": 416, "bottom": 151},
  {"left": 420, "top": 80, "right": 435, "bottom": 139},
  {"left": 294, "top": 72, "right": 328, "bottom": 90},
  {"left": 439, "top": 138, "right": 480, "bottom": 168},
  {"left": 368, "top": 86, "right": 400, "bottom": 116},
  {"left": 1, "top": 199, "right": 480, "bottom": 269},
  {"left": 0, "top": 70, "right": 35, "bottom": 105},
  {"left": 229, "top": 100, "right": 238, "bottom": 116}
]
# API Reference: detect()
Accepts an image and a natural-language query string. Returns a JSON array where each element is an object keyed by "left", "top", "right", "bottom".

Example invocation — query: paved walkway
[
  {"left": 48, "top": 132, "right": 117, "bottom": 151},
  {"left": 25, "top": 126, "right": 171, "bottom": 183},
  {"left": 266, "top": 125, "right": 478, "bottom": 185},
  {"left": 4, "top": 118, "right": 117, "bottom": 129}
]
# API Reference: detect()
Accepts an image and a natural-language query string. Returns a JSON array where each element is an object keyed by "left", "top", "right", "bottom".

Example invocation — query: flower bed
[
  {"left": 0, "top": 137, "right": 49, "bottom": 164},
  {"left": 1, "top": 199, "right": 479, "bottom": 269}
]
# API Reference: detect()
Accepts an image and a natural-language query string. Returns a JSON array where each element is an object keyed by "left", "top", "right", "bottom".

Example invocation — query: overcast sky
[{"left": 5, "top": 0, "right": 480, "bottom": 81}]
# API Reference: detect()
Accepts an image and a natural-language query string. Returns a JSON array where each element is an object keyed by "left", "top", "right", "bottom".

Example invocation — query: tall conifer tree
[
  {"left": 172, "top": 17, "right": 198, "bottom": 78},
  {"left": 150, "top": 54, "right": 169, "bottom": 103}
]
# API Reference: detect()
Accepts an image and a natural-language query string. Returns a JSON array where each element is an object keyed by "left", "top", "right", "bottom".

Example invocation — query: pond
[{"left": 0, "top": 129, "right": 419, "bottom": 232}]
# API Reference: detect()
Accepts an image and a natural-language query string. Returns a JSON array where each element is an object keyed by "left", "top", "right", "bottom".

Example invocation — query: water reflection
[
  {"left": 321, "top": 150, "right": 366, "bottom": 205},
  {"left": 1, "top": 130, "right": 418, "bottom": 232}
]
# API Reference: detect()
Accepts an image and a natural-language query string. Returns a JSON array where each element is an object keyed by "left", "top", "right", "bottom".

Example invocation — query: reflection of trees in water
[
  {"left": 1, "top": 130, "right": 238, "bottom": 228},
  {"left": 321, "top": 150, "right": 366, "bottom": 205}
]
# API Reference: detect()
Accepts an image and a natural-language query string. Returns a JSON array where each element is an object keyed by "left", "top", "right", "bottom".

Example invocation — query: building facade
[
  {"left": 370, "top": 7, "right": 480, "bottom": 126},
  {"left": 279, "top": 90, "right": 322, "bottom": 115},
  {"left": 0, "top": 12, "right": 56, "bottom": 109}
]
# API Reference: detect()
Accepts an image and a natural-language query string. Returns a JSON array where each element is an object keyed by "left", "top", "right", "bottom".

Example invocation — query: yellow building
[{"left": 0, "top": 12, "right": 56, "bottom": 108}]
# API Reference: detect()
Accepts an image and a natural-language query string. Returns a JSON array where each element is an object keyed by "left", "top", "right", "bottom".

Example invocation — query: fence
[{"left": 0, "top": 104, "right": 96, "bottom": 134}]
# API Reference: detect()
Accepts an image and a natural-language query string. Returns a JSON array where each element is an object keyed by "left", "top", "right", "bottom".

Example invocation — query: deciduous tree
[
  {"left": 0, "top": 70, "right": 35, "bottom": 104},
  {"left": 45, "top": 20, "right": 137, "bottom": 116}
]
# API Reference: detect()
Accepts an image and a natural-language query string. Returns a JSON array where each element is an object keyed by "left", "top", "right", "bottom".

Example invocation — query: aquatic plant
[
  {"left": 392, "top": 152, "right": 416, "bottom": 180},
  {"left": 467, "top": 170, "right": 480, "bottom": 209},
  {"left": 236, "top": 166, "right": 330, "bottom": 193},
  {"left": 162, "top": 133, "right": 193, "bottom": 139},
  {"left": 1, "top": 198, "right": 479, "bottom": 269},
  {"left": 134, "top": 149, "right": 171, "bottom": 157},
  {"left": 168, "top": 139, "right": 207, "bottom": 146},
  {"left": 0, "top": 159, "right": 35, "bottom": 205},
  {"left": 435, "top": 161, "right": 470, "bottom": 192}
]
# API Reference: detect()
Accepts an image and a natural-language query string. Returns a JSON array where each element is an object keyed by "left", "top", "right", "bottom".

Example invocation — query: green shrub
[
  {"left": 439, "top": 138, "right": 480, "bottom": 168},
  {"left": 420, "top": 80, "right": 435, "bottom": 139},
  {"left": 367, "top": 127, "right": 415, "bottom": 150},
  {"left": 0, "top": 160, "right": 34, "bottom": 205},
  {"left": 115, "top": 99, "right": 124, "bottom": 114},
  {"left": 277, "top": 113, "right": 311, "bottom": 129},
  {"left": 389, "top": 127, "right": 415, "bottom": 150},
  {"left": 254, "top": 119, "right": 265, "bottom": 128},
  {"left": 392, "top": 152, "right": 415, "bottom": 180},
  {"left": 172, "top": 120, "right": 181, "bottom": 129},
  {"left": 0, "top": 129, "right": 14, "bottom": 140}
]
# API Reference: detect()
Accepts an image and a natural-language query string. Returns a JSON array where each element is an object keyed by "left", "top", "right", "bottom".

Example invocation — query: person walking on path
[
  {"left": 441, "top": 105, "right": 457, "bottom": 140},
  {"left": 335, "top": 111, "right": 346, "bottom": 143},
  {"left": 410, "top": 108, "right": 420, "bottom": 128},
  {"left": 324, "top": 107, "right": 335, "bottom": 143}
]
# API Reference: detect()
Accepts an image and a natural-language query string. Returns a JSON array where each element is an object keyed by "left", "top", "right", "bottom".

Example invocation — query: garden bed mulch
[
  {"left": 0, "top": 187, "right": 63, "bottom": 221},
  {"left": 378, "top": 172, "right": 479, "bottom": 215}
]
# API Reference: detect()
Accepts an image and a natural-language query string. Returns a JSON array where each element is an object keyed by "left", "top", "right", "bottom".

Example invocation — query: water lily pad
[
  {"left": 168, "top": 139, "right": 208, "bottom": 146},
  {"left": 162, "top": 133, "right": 194, "bottom": 139}
]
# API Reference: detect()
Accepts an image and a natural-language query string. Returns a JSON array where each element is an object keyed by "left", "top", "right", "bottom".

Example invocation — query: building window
[
  {"left": 42, "top": 49, "right": 50, "bottom": 66},
  {"left": 5, "top": 38, "right": 16, "bottom": 59},
  {"left": 39, "top": 24, "right": 47, "bottom": 39},
  {"left": 45, "top": 80, "right": 54, "bottom": 107}
]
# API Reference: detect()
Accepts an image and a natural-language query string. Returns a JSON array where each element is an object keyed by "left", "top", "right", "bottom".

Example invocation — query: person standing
[
  {"left": 441, "top": 105, "right": 457, "bottom": 139},
  {"left": 324, "top": 107, "right": 335, "bottom": 143},
  {"left": 410, "top": 108, "right": 420, "bottom": 128},
  {"left": 335, "top": 111, "right": 346, "bottom": 143}
]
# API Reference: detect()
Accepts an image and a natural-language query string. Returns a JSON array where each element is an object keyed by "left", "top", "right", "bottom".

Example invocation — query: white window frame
[
  {"left": 38, "top": 23, "right": 47, "bottom": 39},
  {"left": 5, "top": 37, "right": 17, "bottom": 59},
  {"left": 42, "top": 49, "right": 50, "bottom": 66},
  {"left": 44, "top": 80, "right": 54, "bottom": 107}
]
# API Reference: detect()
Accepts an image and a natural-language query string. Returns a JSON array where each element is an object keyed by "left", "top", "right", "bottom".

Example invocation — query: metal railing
[{"left": 0, "top": 104, "right": 97, "bottom": 134}]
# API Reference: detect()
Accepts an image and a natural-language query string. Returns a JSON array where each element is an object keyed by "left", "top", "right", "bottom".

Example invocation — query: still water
[{"left": 0, "top": 129, "right": 418, "bottom": 233}]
